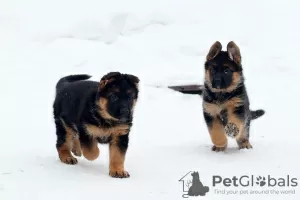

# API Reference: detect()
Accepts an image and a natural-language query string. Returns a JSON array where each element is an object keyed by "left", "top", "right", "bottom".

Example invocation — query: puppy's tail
[
  {"left": 56, "top": 74, "right": 91, "bottom": 90},
  {"left": 251, "top": 109, "right": 265, "bottom": 120}
]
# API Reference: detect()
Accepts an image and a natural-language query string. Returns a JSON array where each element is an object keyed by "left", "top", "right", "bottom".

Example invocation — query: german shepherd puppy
[
  {"left": 53, "top": 72, "right": 139, "bottom": 178},
  {"left": 202, "top": 41, "right": 263, "bottom": 151}
]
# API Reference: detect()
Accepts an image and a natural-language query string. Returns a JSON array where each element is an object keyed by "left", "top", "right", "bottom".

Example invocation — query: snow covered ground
[{"left": 1, "top": 0, "right": 300, "bottom": 199}]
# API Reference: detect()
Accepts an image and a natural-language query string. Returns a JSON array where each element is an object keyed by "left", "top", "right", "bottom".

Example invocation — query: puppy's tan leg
[
  {"left": 56, "top": 120, "right": 78, "bottom": 165},
  {"left": 236, "top": 124, "right": 252, "bottom": 149},
  {"left": 204, "top": 112, "right": 227, "bottom": 151},
  {"left": 209, "top": 119, "right": 228, "bottom": 151},
  {"left": 64, "top": 124, "right": 82, "bottom": 158},
  {"left": 109, "top": 135, "right": 130, "bottom": 178},
  {"left": 57, "top": 132, "right": 77, "bottom": 165},
  {"left": 82, "top": 139, "right": 100, "bottom": 161},
  {"left": 226, "top": 108, "right": 252, "bottom": 149}
]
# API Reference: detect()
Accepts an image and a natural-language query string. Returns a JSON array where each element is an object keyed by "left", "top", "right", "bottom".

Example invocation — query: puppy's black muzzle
[
  {"left": 120, "top": 108, "right": 130, "bottom": 117},
  {"left": 119, "top": 108, "right": 131, "bottom": 122},
  {"left": 212, "top": 77, "right": 223, "bottom": 89}
]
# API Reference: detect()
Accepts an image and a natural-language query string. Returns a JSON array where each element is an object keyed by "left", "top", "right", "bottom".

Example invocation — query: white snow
[{"left": 1, "top": 0, "right": 300, "bottom": 199}]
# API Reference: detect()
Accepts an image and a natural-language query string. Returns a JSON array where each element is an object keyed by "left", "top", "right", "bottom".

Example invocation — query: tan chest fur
[
  {"left": 203, "top": 97, "right": 243, "bottom": 116},
  {"left": 84, "top": 124, "right": 130, "bottom": 138}
]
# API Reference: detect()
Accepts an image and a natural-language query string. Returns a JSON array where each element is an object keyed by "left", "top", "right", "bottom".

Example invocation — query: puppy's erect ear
[
  {"left": 126, "top": 74, "right": 140, "bottom": 84},
  {"left": 227, "top": 41, "right": 241, "bottom": 65},
  {"left": 206, "top": 41, "right": 222, "bottom": 61},
  {"left": 124, "top": 74, "right": 140, "bottom": 90},
  {"left": 99, "top": 72, "right": 121, "bottom": 90}
]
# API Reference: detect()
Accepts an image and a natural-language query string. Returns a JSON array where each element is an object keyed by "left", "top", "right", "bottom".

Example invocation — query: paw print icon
[{"left": 256, "top": 176, "right": 266, "bottom": 186}]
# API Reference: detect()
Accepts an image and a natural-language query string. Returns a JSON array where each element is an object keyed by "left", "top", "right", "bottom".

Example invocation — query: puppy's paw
[
  {"left": 225, "top": 123, "right": 239, "bottom": 137},
  {"left": 109, "top": 170, "right": 130, "bottom": 178},
  {"left": 238, "top": 139, "right": 253, "bottom": 149},
  {"left": 82, "top": 146, "right": 100, "bottom": 161},
  {"left": 239, "top": 143, "right": 253, "bottom": 149},
  {"left": 212, "top": 145, "right": 227, "bottom": 152},
  {"left": 60, "top": 156, "right": 78, "bottom": 165}
]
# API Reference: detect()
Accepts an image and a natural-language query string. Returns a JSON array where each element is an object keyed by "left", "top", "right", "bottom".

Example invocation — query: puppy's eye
[
  {"left": 128, "top": 94, "right": 134, "bottom": 101},
  {"left": 110, "top": 94, "right": 118, "bottom": 102},
  {"left": 224, "top": 68, "right": 231, "bottom": 74}
]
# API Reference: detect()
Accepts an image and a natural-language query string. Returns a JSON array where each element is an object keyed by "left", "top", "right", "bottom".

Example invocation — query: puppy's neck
[
  {"left": 204, "top": 83, "right": 245, "bottom": 104},
  {"left": 204, "top": 79, "right": 243, "bottom": 93}
]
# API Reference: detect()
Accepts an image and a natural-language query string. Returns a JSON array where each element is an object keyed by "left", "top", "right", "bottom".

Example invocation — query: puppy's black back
[{"left": 53, "top": 76, "right": 98, "bottom": 123}]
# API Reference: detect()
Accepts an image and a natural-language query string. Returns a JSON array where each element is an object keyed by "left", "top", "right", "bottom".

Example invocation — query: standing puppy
[
  {"left": 203, "top": 41, "right": 261, "bottom": 151},
  {"left": 53, "top": 72, "right": 139, "bottom": 178}
]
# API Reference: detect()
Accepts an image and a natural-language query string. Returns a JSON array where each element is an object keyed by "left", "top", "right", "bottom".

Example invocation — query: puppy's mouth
[
  {"left": 212, "top": 81, "right": 229, "bottom": 89},
  {"left": 212, "top": 84, "right": 223, "bottom": 89},
  {"left": 118, "top": 108, "right": 131, "bottom": 123}
]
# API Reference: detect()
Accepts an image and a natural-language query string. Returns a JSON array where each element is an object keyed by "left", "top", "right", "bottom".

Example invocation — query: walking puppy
[
  {"left": 53, "top": 72, "right": 139, "bottom": 178},
  {"left": 202, "top": 41, "right": 263, "bottom": 151}
]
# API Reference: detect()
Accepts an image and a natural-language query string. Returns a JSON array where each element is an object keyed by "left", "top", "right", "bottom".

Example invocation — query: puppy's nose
[
  {"left": 120, "top": 108, "right": 130, "bottom": 116},
  {"left": 213, "top": 78, "right": 222, "bottom": 88},
  {"left": 215, "top": 80, "right": 221, "bottom": 86},
  {"left": 214, "top": 77, "right": 221, "bottom": 83}
]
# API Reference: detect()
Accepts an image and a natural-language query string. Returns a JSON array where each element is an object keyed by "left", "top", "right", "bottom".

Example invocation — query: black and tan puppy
[
  {"left": 202, "top": 41, "right": 263, "bottom": 151},
  {"left": 53, "top": 72, "right": 139, "bottom": 178}
]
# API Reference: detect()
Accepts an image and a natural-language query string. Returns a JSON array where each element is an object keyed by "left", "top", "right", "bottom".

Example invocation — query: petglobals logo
[
  {"left": 212, "top": 175, "right": 298, "bottom": 187},
  {"left": 178, "top": 172, "right": 299, "bottom": 198},
  {"left": 212, "top": 175, "right": 299, "bottom": 196}
]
